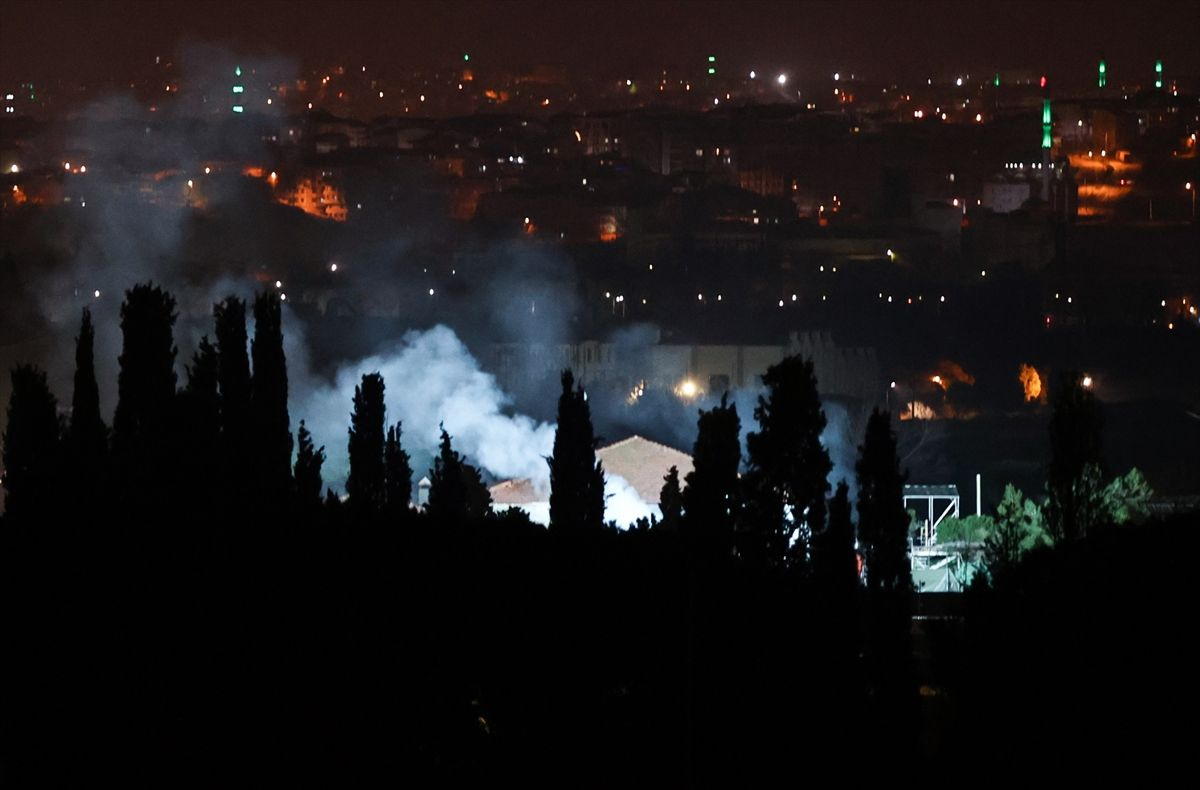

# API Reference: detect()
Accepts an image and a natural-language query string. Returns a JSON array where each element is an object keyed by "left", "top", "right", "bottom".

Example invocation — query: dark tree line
[{"left": 0, "top": 281, "right": 954, "bottom": 781}]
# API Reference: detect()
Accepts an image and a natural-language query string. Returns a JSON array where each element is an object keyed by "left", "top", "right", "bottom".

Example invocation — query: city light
[
  {"left": 777, "top": 74, "right": 787, "bottom": 86},
  {"left": 1081, "top": 375, "right": 1093, "bottom": 389}
]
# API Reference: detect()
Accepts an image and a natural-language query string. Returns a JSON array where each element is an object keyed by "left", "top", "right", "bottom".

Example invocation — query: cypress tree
[
  {"left": 657, "top": 465, "right": 683, "bottom": 533},
  {"left": 178, "top": 337, "right": 221, "bottom": 514},
  {"left": 855, "top": 409, "right": 909, "bottom": 593},
  {"left": 294, "top": 420, "right": 325, "bottom": 514},
  {"left": 815, "top": 479, "right": 858, "bottom": 593},
  {"left": 682, "top": 395, "right": 741, "bottom": 557},
  {"left": 68, "top": 308, "right": 106, "bottom": 466},
  {"left": 384, "top": 421, "right": 413, "bottom": 519},
  {"left": 214, "top": 296, "right": 251, "bottom": 504},
  {"left": 112, "top": 283, "right": 177, "bottom": 506},
  {"left": 347, "top": 372, "right": 386, "bottom": 513},
  {"left": 427, "top": 426, "right": 492, "bottom": 523},
  {"left": 548, "top": 369, "right": 605, "bottom": 531},
  {"left": 744, "top": 355, "right": 832, "bottom": 569},
  {"left": 2, "top": 365, "right": 61, "bottom": 519},
  {"left": 250, "top": 291, "right": 292, "bottom": 506},
  {"left": 1046, "top": 371, "right": 1104, "bottom": 543},
  {"left": 855, "top": 409, "right": 915, "bottom": 722}
]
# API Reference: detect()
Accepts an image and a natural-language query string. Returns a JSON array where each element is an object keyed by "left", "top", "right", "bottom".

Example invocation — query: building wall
[
  {"left": 982, "top": 181, "right": 1032, "bottom": 214},
  {"left": 486, "top": 332, "right": 880, "bottom": 404}
]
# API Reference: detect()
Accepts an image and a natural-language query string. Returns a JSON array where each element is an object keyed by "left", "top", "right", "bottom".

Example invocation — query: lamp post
[
  {"left": 1187, "top": 182, "right": 1196, "bottom": 222},
  {"left": 886, "top": 380, "right": 897, "bottom": 412}
]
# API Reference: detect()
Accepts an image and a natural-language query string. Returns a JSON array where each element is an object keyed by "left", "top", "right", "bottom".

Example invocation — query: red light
[{"left": 1039, "top": 75, "right": 1047, "bottom": 89}]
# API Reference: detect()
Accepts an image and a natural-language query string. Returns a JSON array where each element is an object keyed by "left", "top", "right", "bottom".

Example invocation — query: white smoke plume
[
  {"left": 290, "top": 322, "right": 666, "bottom": 529},
  {"left": 293, "top": 323, "right": 556, "bottom": 492}
]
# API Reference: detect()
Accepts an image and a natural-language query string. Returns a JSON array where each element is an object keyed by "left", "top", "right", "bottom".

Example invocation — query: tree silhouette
[
  {"left": 68, "top": 309, "right": 106, "bottom": 461},
  {"left": 178, "top": 336, "right": 221, "bottom": 514},
  {"left": 548, "top": 369, "right": 605, "bottom": 531},
  {"left": 427, "top": 426, "right": 492, "bottom": 522},
  {"left": 658, "top": 465, "right": 683, "bottom": 533},
  {"left": 214, "top": 296, "right": 251, "bottom": 505},
  {"left": 855, "top": 409, "right": 915, "bottom": 728},
  {"left": 744, "top": 355, "right": 832, "bottom": 569},
  {"left": 815, "top": 480, "right": 858, "bottom": 594},
  {"left": 347, "top": 373, "right": 386, "bottom": 514},
  {"left": 1046, "top": 371, "right": 1104, "bottom": 543},
  {"left": 294, "top": 420, "right": 325, "bottom": 513},
  {"left": 384, "top": 422, "right": 414, "bottom": 520},
  {"left": 683, "top": 395, "right": 741, "bottom": 558},
  {"left": 67, "top": 308, "right": 107, "bottom": 507},
  {"left": 250, "top": 291, "right": 292, "bottom": 506},
  {"left": 112, "top": 283, "right": 177, "bottom": 506},
  {"left": 855, "top": 409, "right": 909, "bottom": 593},
  {"left": 2, "top": 365, "right": 61, "bottom": 519}
]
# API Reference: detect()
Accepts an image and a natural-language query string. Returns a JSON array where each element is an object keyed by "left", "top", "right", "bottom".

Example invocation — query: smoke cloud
[{"left": 293, "top": 323, "right": 556, "bottom": 493}]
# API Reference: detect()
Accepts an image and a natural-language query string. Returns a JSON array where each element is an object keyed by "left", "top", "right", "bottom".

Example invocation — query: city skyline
[{"left": 4, "top": 0, "right": 1200, "bottom": 90}]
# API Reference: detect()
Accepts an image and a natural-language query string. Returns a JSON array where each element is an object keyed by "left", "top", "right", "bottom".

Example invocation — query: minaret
[
  {"left": 1154, "top": 59, "right": 1163, "bottom": 90},
  {"left": 1098, "top": 57, "right": 1106, "bottom": 90},
  {"left": 1041, "top": 75, "right": 1052, "bottom": 201},
  {"left": 232, "top": 65, "right": 245, "bottom": 114}
]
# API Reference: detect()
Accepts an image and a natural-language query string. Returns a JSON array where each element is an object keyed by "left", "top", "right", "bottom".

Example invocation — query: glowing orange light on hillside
[{"left": 1019, "top": 363, "right": 1044, "bottom": 403}]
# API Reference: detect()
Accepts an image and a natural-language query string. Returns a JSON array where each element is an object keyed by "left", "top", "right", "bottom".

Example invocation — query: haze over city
[{"left": 2, "top": 0, "right": 1197, "bottom": 782}]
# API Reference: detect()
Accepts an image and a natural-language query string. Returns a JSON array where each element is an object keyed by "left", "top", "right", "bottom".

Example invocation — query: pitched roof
[{"left": 488, "top": 435, "right": 694, "bottom": 506}]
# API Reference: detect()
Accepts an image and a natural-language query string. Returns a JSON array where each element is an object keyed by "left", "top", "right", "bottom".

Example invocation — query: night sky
[{"left": 4, "top": 0, "right": 1199, "bottom": 88}]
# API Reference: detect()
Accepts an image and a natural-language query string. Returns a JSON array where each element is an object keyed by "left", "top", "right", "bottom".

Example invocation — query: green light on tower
[
  {"left": 1155, "top": 59, "right": 1163, "bottom": 89},
  {"left": 993, "top": 73, "right": 1000, "bottom": 88},
  {"left": 463, "top": 53, "right": 470, "bottom": 62},
  {"left": 707, "top": 55, "right": 716, "bottom": 76},
  {"left": 1098, "top": 59, "right": 1106, "bottom": 89},
  {"left": 233, "top": 66, "right": 244, "bottom": 114},
  {"left": 1042, "top": 99, "right": 1052, "bottom": 149}
]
